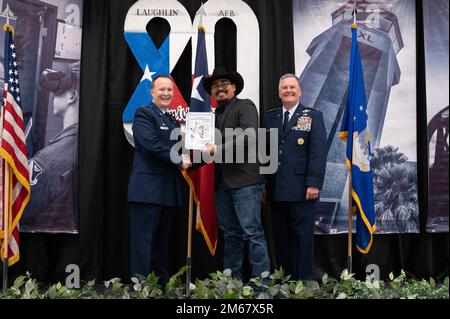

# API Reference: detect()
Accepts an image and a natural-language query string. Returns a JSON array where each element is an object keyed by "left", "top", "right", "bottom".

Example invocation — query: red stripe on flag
[
  {"left": 0, "top": 139, "right": 28, "bottom": 178},
  {"left": 12, "top": 185, "right": 29, "bottom": 213},
  {"left": 4, "top": 100, "right": 26, "bottom": 128},
  {"left": 184, "top": 162, "right": 217, "bottom": 255},
  {"left": 2, "top": 120, "right": 27, "bottom": 152}
]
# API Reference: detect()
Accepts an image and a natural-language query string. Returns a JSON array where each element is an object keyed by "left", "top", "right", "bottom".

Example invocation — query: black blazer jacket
[{"left": 214, "top": 97, "right": 265, "bottom": 189}]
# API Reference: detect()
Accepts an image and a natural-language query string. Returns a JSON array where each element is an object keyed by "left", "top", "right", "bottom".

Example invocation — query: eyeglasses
[{"left": 211, "top": 81, "right": 232, "bottom": 90}]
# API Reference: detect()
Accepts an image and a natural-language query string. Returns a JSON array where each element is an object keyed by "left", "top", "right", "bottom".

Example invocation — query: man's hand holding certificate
[{"left": 185, "top": 112, "right": 215, "bottom": 150}]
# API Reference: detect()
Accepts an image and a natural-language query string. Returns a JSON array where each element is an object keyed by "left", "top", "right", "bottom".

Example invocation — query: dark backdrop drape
[{"left": 10, "top": 0, "right": 448, "bottom": 284}]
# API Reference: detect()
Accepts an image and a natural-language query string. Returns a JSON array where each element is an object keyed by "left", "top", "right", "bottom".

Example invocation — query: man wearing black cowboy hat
[{"left": 201, "top": 66, "right": 270, "bottom": 280}]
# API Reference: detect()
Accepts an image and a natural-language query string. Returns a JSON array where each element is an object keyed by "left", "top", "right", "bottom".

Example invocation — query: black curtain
[{"left": 11, "top": 0, "right": 448, "bottom": 284}]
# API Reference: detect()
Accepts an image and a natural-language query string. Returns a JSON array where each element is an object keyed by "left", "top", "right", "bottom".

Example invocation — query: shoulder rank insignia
[
  {"left": 303, "top": 105, "right": 316, "bottom": 111},
  {"left": 266, "top": 107, "right": 279, "bottom": 113}
]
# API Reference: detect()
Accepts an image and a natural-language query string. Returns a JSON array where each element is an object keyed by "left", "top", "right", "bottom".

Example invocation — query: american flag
[{"left": 0, "top": 26, "right": 30, "bottom": 266}]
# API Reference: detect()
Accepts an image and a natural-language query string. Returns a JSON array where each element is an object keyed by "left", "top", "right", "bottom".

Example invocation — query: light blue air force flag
[{"left": 339, "top": 24, "right": 376, "bottom": 254}]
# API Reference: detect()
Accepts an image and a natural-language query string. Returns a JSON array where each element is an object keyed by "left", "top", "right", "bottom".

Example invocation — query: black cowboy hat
[{"left": 201, "top": 66, "right": 244, "bottom": 95}]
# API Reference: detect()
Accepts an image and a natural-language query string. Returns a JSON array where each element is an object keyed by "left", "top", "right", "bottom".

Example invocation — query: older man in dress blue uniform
[
  {"left": 263, "top": 73, "right": 327, "bottom": 280},
  {"left": 128, "top": 75, "right": 191, "bottom": 286}
]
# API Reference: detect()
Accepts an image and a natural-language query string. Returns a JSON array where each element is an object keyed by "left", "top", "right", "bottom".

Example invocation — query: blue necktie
[{"left": 282, "top": 110, "right": 290, "bottom": 134}]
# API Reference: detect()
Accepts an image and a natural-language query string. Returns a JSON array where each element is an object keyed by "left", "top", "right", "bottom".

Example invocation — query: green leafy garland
[{"left": 1, "top": 267, "right": 448, "bottom": 299}]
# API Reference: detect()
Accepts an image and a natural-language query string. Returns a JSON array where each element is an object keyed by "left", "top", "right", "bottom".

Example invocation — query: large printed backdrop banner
[
  {"left": 293, "top": 0, "right": 419, "bottom": 234},
  {"left": 423, "top": 0, "right": 449, "bottom": 233},
  {"left": 0, "top": 0, "right": 83, "bottom": 234}
]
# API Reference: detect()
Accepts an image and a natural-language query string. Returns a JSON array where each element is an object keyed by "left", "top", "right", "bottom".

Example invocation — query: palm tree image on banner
[{"left": 293, "top": 0, "right": 419, "bottom": 234}]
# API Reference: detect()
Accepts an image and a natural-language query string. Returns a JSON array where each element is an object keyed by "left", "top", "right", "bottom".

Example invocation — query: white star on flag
[
  {"left": 191, "top": 75, "right": 205, "bottom": 102},
  {"left": 140, "top": 64, "right": 156, "bottom": 83}
]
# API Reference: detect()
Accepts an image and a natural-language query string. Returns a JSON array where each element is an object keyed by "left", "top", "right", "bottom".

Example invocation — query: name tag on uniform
[
  {"left": 160, "top": 125, "right": 169, "bottom": 130},
  {"left": 293, "top": 116, "right": 312, "bottom": 132}
]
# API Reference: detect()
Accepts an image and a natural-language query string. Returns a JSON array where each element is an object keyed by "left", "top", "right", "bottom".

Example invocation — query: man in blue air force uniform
[
  {"left": 128, "top": 75, "right": 191, "bottom": 286},
  {"left": 262, "top": 73, "right": 327, "bottom": 280}
]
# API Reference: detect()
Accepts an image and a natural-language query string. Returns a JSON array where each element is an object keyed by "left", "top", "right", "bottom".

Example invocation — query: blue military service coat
[
  {"left": 128, "top": 103, "right": 183, "bottom": 207},
  {"left": 263, "top": 104, "right": 327, "bottom": 202}
]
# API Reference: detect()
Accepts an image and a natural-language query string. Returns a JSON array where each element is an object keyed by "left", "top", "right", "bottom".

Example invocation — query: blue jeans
[{"left": 215, "top": 180, "right": 270, "bottom": 279}]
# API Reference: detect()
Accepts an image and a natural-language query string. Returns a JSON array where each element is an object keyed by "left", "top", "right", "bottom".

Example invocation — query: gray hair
[{"left": 278, "top": 73, "right": 301, "bottom": 88}]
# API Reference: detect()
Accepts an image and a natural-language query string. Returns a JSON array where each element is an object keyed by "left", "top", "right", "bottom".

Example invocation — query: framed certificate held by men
[{"left": 185, "top": 112, "right": 215, "bottom": 150}]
